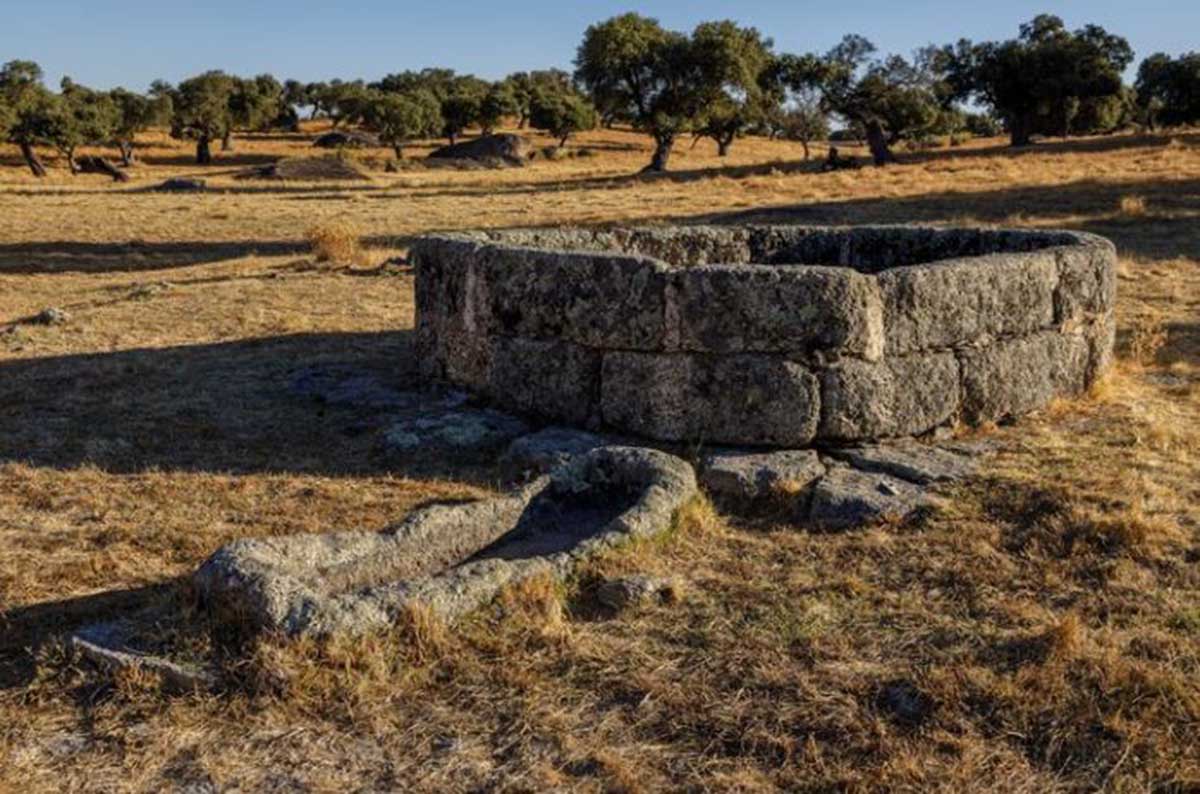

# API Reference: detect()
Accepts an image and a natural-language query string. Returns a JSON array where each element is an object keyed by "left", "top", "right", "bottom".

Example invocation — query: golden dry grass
[{"left": 1, "top": 123, "right": 1199, "bottom": 792}]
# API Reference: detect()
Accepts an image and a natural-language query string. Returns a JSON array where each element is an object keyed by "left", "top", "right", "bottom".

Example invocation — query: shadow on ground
[{"left": 0, "top": 329, "right": 499, "bottom": 480}]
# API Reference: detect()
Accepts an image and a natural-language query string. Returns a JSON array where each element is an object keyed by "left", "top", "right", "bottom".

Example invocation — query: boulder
[
  {"left": 154, "top": 178, "right": 207, "bottom": 192},
  {"left": 428, "top": 134, "right": 531, "bottom": 166},
  {"left": 313, "top": 130, "right": 380, "bottom": 149},
  {"left": 597, "top": 575, "right": 682, "bottom": 611},
  {"left": 807, "top": 465, "right": 932, "bottom": 530},
  {"left": 700, "top": 448, "right": 825, "bottom": 501}
]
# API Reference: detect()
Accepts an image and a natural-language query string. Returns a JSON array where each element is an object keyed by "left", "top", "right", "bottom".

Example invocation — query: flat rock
[
  {"left": 807, "top": 465, "right": 932, "bottom": 530},
  {"left": 700, "top": 448, "right": 825, "bottom": 501},
  {"left": 70, "top": 620, "right": 216, "bottom": 692},
  {"left": 596, "top": 575, "right": 681, "bottom": 611},
  {"left": 824, "top": 441, "right": 980, "bottom": 485},
  {"left": 499, "top": 427, "right": 608, "bottom": 482},
  {"left": 428, "top": 133, "right": 530, "bottom": 166},
  {"left": 382, "top": 408, "right": 531, "bottom": 454}
]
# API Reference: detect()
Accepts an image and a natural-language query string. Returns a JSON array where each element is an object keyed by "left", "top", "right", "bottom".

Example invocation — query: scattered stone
[
  {"left": 597, "top": 575, "right": 682, "bottom": 611},
  {"left": 824, "top": 441, "right": 980, "bottom": 485},
  {"left": 428, "top": 134, "right": 531, "bottom": 166},
  {"left": 807, "top": 465, "right": 932, "bottom": 530},
  {"left": 382, "top": 408, "right": 531, "bottom": 454},
  {"left": 499, "top": 426, "right": 608, "bottom": 481},
  {"left": 876, "top": 679, "right": 936, "bottom": 727},
  {"left": 313, "top": 130, "right": 380, "bottom": 149},
  {"left": 29, "top": 307, "right": 69, "bottom": 326},
  {"left": 70, "top": 620, "right": 216, "bottom": 693},
  {"left": 194, "top": 447, "right": 697, "bottom": 637},
  {"left": 155, "top": 178, "right": 207, "bottom": 192},
  {"left": 700, "top": 448, "right": 825, "bottom": 501}
]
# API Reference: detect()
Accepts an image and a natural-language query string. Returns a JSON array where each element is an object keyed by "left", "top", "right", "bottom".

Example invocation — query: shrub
[{"left": 306, "top": 218, "right": 364, "bottom": 265}]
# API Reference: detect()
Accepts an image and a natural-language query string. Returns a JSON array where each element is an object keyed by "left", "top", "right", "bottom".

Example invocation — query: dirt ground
[{"left": 1, "top": 125, "right": 1198, "bottom": 792}]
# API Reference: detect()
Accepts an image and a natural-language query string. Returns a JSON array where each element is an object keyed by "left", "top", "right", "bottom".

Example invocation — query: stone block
[
  {"left": 960, "top": 331, "right": 1091, "bottom": 423},
  {"left": 600, "top": 353, "right": 820, "bottom": 446},
  {"left": 818, "top": 352, "right": 960, "bottom": 441}
]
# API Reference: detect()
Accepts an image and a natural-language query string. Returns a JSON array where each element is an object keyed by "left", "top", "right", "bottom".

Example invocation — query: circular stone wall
[{"left": 411, "top": 225, "right": 1116, "bottom": 447}]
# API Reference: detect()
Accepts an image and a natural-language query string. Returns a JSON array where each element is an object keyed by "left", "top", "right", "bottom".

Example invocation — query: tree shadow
[
  {"left": 0, "top": 583, "right": 174, "bottom": 690},
  {"left": 0, "top": 235, "right": 410, "bottom": 274},
  {"left": 0, "top": 329, "right": 503, "bottom": 480}
]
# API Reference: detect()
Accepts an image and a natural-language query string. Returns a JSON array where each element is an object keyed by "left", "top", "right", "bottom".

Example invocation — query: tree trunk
[
  {"left": 221, "top": 129, "right": 234, "bottom": 151},
  {"left": 802, "top": 139, "right": 811, "bottom": 161},
  {"left": 62, "top": 148, "right": 79, "bottom": 175},
  {"left": 518, "top": 113, "right": 528, "bottom": 129},
  {"left": 717, "top": 133, "right": 733, "bottom": 157},
  {"left": 196, "top": 136, "right": 212, "bottom": 164},
  {"left": 558, "top": 133, "right": 570, "bottom": 149},
  {"left": 20, "top": 142, "right": 47, "bottom": 177},
  {"left": 448, "top": 132, "right": 458, "bottom": 145},
  {"left": 392, "top": 144, "right": 404, "bottom": 159},
  {"left": 642, "top": 134, "right": 675, "bottom": 173},
  {"left": 864, "top": 121, "right": 896, "bottom": 166},
  {"left": 1009, "top": 114, "right": 1033, "bottom": 147},
  {"left": 118, "top": 140, "right": 136, "bottom": 166}
]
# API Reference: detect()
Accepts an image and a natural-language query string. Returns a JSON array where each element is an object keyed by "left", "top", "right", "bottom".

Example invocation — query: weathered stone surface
[
  {"left": 824, "top": 441, "right": 979, "bottom": 485},
  {"left": 671, "top": 265, "right": 884, "bottom": 359},
  {"left": 486, "top": 337, "right": 601, "bottom": 424},
  {"left": 194, "top": 447, "right": 697, "bottom": 637},
  {"left": 601, "top": 353, "right": 820, "bottom": 445},
  {"left": 700, "top": 448, "right": 825, "bottom": 501},
  {"left": 382, "top": 409, "right": 530, "bottom": 453},
  {"left": 1053, "top": 236, "right": 1118, "bottom": 324},
  {"left": 596, "top": 575, "right": 681, "bottom": 611},
  {"left": 960, "top": 331, "right": 1091, "bottom": 423},
  {"left": 818, "top": 352, "right": 960, "bottom": 441},
  {"left": 807, "top": 465, "right": 932, "bottom": 530},
  {"left": 499, "top": 427, "right": 609, "bottom": 482},
  {"left": 877, "top": 251, "right": 1059, "bottom": 353},
  {"left": 476, "top": 246, "right": 672, "bottom": 350},
  {"left": 413, "top": 224, "right": 1117, "bottom": 446}
]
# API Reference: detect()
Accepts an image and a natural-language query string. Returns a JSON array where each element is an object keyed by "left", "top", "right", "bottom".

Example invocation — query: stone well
[{"left": 412, "top": 225, "right": 1116, "bottom": 447}]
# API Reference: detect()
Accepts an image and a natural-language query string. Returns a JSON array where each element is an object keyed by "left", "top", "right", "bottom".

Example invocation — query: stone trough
[
  {"left": 412, "top": 224, "right": 1116, "bottom": 446},
  {"left": 193, "top": 447, "right": 696, "bottom": 638}
]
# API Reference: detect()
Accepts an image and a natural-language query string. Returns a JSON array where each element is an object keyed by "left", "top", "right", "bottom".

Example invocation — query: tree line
[{"left": 2, "top": 13, "right": 1200, "bottom": 175}]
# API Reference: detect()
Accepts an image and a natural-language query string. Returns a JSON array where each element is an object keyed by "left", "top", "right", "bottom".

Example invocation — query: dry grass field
[{"left": 1, "top": 124, "right": 1198, "bottom": 792}]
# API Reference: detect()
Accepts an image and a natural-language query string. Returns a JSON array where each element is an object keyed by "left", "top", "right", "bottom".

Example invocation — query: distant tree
[
  {"left": 109, "top": 87, "right": 171, "bottom": 165},
  {"left": 576, "top": 13, "right": 768, "bottom": 171},
  {"left": 224, "top": 74, "right": 285, "bottom": 148},
  {"left": 282, "top": 79, "right": 310, "bottom": 119},
  {"left": 529, "top": 90, "right": 597, "bottom": 147},
  {"left": 0, "top": 60, "right": 54, "bottom": 175},
  {"left": 780, "top": 39, "right": 942, "bottom": 165},
  {"left": 172, "top": 70, "right": 235, "bottom": 164},
  {"left": 478, "top": 82, "right": 519, "bottom": 135},
  {"left": 47, "top": 78, "right": 119, "bottom": 172},
  {"left": 503, "top": 69, "right": 574, "bottom": 128},
  {"left": 1135, "top": 52, "right": 1200, "bottom": 129},
  {"left": 364, "top": 90, "right": 442, "bottom": 157},
  {"left": 963, "top": 111, "right": 1002, "bottom": 138},
  {"left": 689, "top": 20, "right": 777, "bottom": 157},
  {"left": 775, "top": 100, "right": 829, "bottom": 159},
  {"left": 939, "top": 15, "right": 1134, "bottom": 146}
]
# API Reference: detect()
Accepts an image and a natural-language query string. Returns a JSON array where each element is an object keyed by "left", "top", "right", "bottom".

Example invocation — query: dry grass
[
  {"left": 306, "top": 218, "right": 367, "bottom": 266},
  {"left": 1, "top": 122, "right": 1199, "bottom": 792}
]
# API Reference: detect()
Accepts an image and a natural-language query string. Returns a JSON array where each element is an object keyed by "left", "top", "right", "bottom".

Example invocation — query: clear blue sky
[{"left": 3, "top": 1, "right": 1197, "bottom": 91}]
